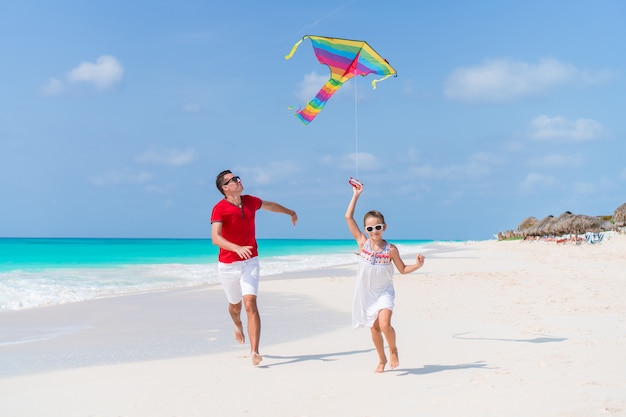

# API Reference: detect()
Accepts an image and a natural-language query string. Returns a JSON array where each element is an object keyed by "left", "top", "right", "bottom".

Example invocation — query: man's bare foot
[
  {"left": 234, "top": 325, "right": 245, "bottom": 344},
  {"left": 389, "top": 348, "right": 399, "bottom": 369},
  {"left": 374, "top": 359, "right": 387, "bottom": 373},
  {"left": 251, "top": 352, "right": 263, "bottom": 366}
]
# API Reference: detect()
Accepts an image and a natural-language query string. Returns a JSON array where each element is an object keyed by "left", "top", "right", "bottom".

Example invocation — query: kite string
[{"left": 354, "top": 76, "right": 359, "bottom": 179}]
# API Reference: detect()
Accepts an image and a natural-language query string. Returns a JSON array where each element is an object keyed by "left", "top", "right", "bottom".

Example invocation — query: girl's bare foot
[
  {"left": 374, "top": 359, "right": 387, "bottom": 373},
  {"left": 251, "top": 352, "right": 263, "bottom": 366},
  {"left": 389, "top": 348, "right": 399, "bottom": 369},
  {"left": 234, "top": 325, "right": 245, "bottom": 344}
]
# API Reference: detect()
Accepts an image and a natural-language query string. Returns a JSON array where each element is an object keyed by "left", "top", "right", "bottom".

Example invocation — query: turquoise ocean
[{"left": 0, "top": 238, "right": 433, "bottom": 311}]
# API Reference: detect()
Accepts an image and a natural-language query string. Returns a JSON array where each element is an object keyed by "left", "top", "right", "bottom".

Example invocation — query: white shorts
[{"left": 218, "top": 257, "right": 260, "bottom": 304}]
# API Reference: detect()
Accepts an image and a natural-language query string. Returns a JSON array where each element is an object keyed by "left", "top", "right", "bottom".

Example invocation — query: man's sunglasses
[
  {"left": 365, "top": 224, "right": 384, "bottom": 232},
  {"left": 223, "top": 176, "right": 241, "bottom": 186}
]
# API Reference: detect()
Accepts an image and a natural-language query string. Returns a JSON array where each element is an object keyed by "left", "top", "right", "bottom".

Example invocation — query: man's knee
[
  {"left": 229, "top": 301, "right": 243, "bottom": 314},
  {"left": 243, "top": 295, "right": 258, "bottom": 314}
]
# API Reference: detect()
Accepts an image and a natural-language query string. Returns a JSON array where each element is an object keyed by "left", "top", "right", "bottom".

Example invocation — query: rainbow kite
[{"left": 285, "top": 35, "right": 397, "bottom": 125}]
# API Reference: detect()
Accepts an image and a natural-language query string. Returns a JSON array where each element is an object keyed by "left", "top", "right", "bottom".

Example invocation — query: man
[{"left": 210, "top": 170, "right": 297, "bottom": 365}]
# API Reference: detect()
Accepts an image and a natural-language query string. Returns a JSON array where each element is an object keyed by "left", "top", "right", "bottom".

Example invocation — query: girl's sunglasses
[{"left": 365, "top": 224, "right": 384, "bottom": 232}]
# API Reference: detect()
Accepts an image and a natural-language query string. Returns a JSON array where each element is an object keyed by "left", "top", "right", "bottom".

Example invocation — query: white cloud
[
  {"left": 136, "top": 148, "right": 197, "bottom": 166},
  {"left": 144, "top": 184, "right": 172, "bottom": 194},
  {"left": 468, "top": 151, "right": 505, "bottom": 166},
  {"left": 89, "top": 169, "right": 152, "bottom": 186},
  {"left": 410, "top": 165, "right": 449, "bottom": 179},
  {"left": 320, "top": 152, "right": 381, "bottom": 173},
  {"left": 67, "top": 55, "right": 124, "bottom": 89},
  {"left": 343, "top": 152, "right": 380, "bottom": 171},
  {"left": 236, "top": 161, "right": 302, "bottom": 185},
  {"left": 410, "top": 160, "right": 491, "bottom": 181},
  {"left": 295, "top": 71, "right": 337, "bottom": 104},
  {"left": 294, "top": 2, "right": 357, "bottom": 34},
  {"left": 572, "top": 177, "right": 611, "bottom": 195},
  {"left": 572, "top": 181, "right": 597, "bottom": 194},
  {"left": 444, "top": 58, "right": 608, "bottom": 102},
  {"left": 40, "top": 77, "right": 65, "bottom": 95},
  {"left": 529, "top": 115, "right": 604, "bottom": 141},
  {"left": 528, "top": 153, "right": 584, "bottom": 168},
  {"left": 41, "top": 55, "right": 124, "bottom": 95},
  {"left": 519, "top": 172, "right": 558, "bottom": 192}
]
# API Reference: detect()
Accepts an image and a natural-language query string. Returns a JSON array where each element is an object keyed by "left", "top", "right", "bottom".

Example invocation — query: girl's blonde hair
[{"left": 363, "top": 210, "right": 385, "bottom": 225}]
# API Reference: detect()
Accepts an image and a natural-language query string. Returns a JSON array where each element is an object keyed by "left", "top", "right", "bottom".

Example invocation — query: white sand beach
[{"left": 1, "top": 236, "right": 625, "bottom": 417}]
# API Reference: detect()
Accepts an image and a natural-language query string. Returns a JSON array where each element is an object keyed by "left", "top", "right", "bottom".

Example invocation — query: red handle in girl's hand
[{"left": 348, "top": 178, "right": 362, "bottom": 188}]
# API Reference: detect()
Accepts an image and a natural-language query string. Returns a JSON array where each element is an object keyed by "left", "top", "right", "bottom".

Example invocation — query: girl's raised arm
[{"left": 345, "top": 184, "right": 366, "bottom": 246}]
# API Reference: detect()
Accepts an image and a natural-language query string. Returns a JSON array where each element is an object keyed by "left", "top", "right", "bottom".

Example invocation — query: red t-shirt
[{"left": 210, "top": 195, "right": 262, "bottom": 263}]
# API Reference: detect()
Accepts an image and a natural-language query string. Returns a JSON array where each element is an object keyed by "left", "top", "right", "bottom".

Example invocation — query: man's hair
[
  {"left": 216, "top": 170, "right": 232, "bottom": 196},
  {"left": 364, "top": 210, "right": 385, "bottom": 225}
]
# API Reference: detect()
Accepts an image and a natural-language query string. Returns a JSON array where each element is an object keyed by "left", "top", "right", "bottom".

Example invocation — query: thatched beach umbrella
[
  {"left": 563, "top": 214, "right": 604, "bottom": 235},
  {"left": 548, "top": 211, "right": 574, "bottom": 236},
  {"left": 517, "top": 216, "right": 539, "bottom": 232},
  {"left": 537, "top": 215, "right": 560, "bottom": 236},
  {"left": 525, "top": 215, "right": 554, "bottom": 237},
  {"left": 613, "top": 203, "right": 626, "bottom": 227},
  {"left": 592, "top": 216, "right": 613, "bottom": 232},
  {"left": 599, "top": 220, "right": 614, "bottom": 231}
]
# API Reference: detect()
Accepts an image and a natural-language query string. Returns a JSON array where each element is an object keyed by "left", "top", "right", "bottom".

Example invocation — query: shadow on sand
[
  {"left": 262, "top": 350, "right": 492, "bottom": 378},
  {"left": 261, "top": 348, "right": 374, "bottom": 368},
  {"left": 452, "top": 332, "right": 567, "bottom": 344},
  {"left": 391, "top": 361, "right": 490, "bottom": 376}
]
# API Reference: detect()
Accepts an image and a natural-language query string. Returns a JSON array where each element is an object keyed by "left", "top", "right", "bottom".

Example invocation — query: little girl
[{"left": 345, "top": 182, "right": 425, "bottom": 372}]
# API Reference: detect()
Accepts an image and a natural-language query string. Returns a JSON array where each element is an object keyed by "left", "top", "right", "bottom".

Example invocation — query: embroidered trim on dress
[{"left": 359, "top": 241, "right": 392, "bottom": 265}]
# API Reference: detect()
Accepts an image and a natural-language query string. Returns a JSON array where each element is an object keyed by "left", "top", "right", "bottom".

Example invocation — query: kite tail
[
  {"left": 371, "top": 73, "right": 396, "bottom": 89},
  {"left": 295, "top": 78, "right": 343, "bottom": 125},
  {"left": 285, "top": 37, "right": 306, "bottom": 60}
]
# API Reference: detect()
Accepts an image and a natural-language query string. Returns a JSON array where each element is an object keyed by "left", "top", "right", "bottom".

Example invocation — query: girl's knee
[
  {"left": 370, "top": 329, "right": 382, "bottom": 340},
  {"left": 377, "top": 310, "right": 393, "bottom": 331},
  {"left": 371, "top": 319, "right": 381, "bottom": 332},
  {"left": 380, "top": 323, "right": 394, "bottom": 333}
]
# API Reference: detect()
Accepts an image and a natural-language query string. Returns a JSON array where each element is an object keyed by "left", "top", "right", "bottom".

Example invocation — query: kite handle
[{"left": 348, "top": 177, "right": 363, "bottom": 188}]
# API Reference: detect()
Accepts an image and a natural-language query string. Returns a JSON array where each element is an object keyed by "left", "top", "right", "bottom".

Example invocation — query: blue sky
[{"left": 1, "top": 0, "right": 625, "bottom": 241}]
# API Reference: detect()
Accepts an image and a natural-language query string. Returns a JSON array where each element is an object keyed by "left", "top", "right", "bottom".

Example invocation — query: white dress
[{"left": 352, "top": 239, "right": 395, "bottom": 328}]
